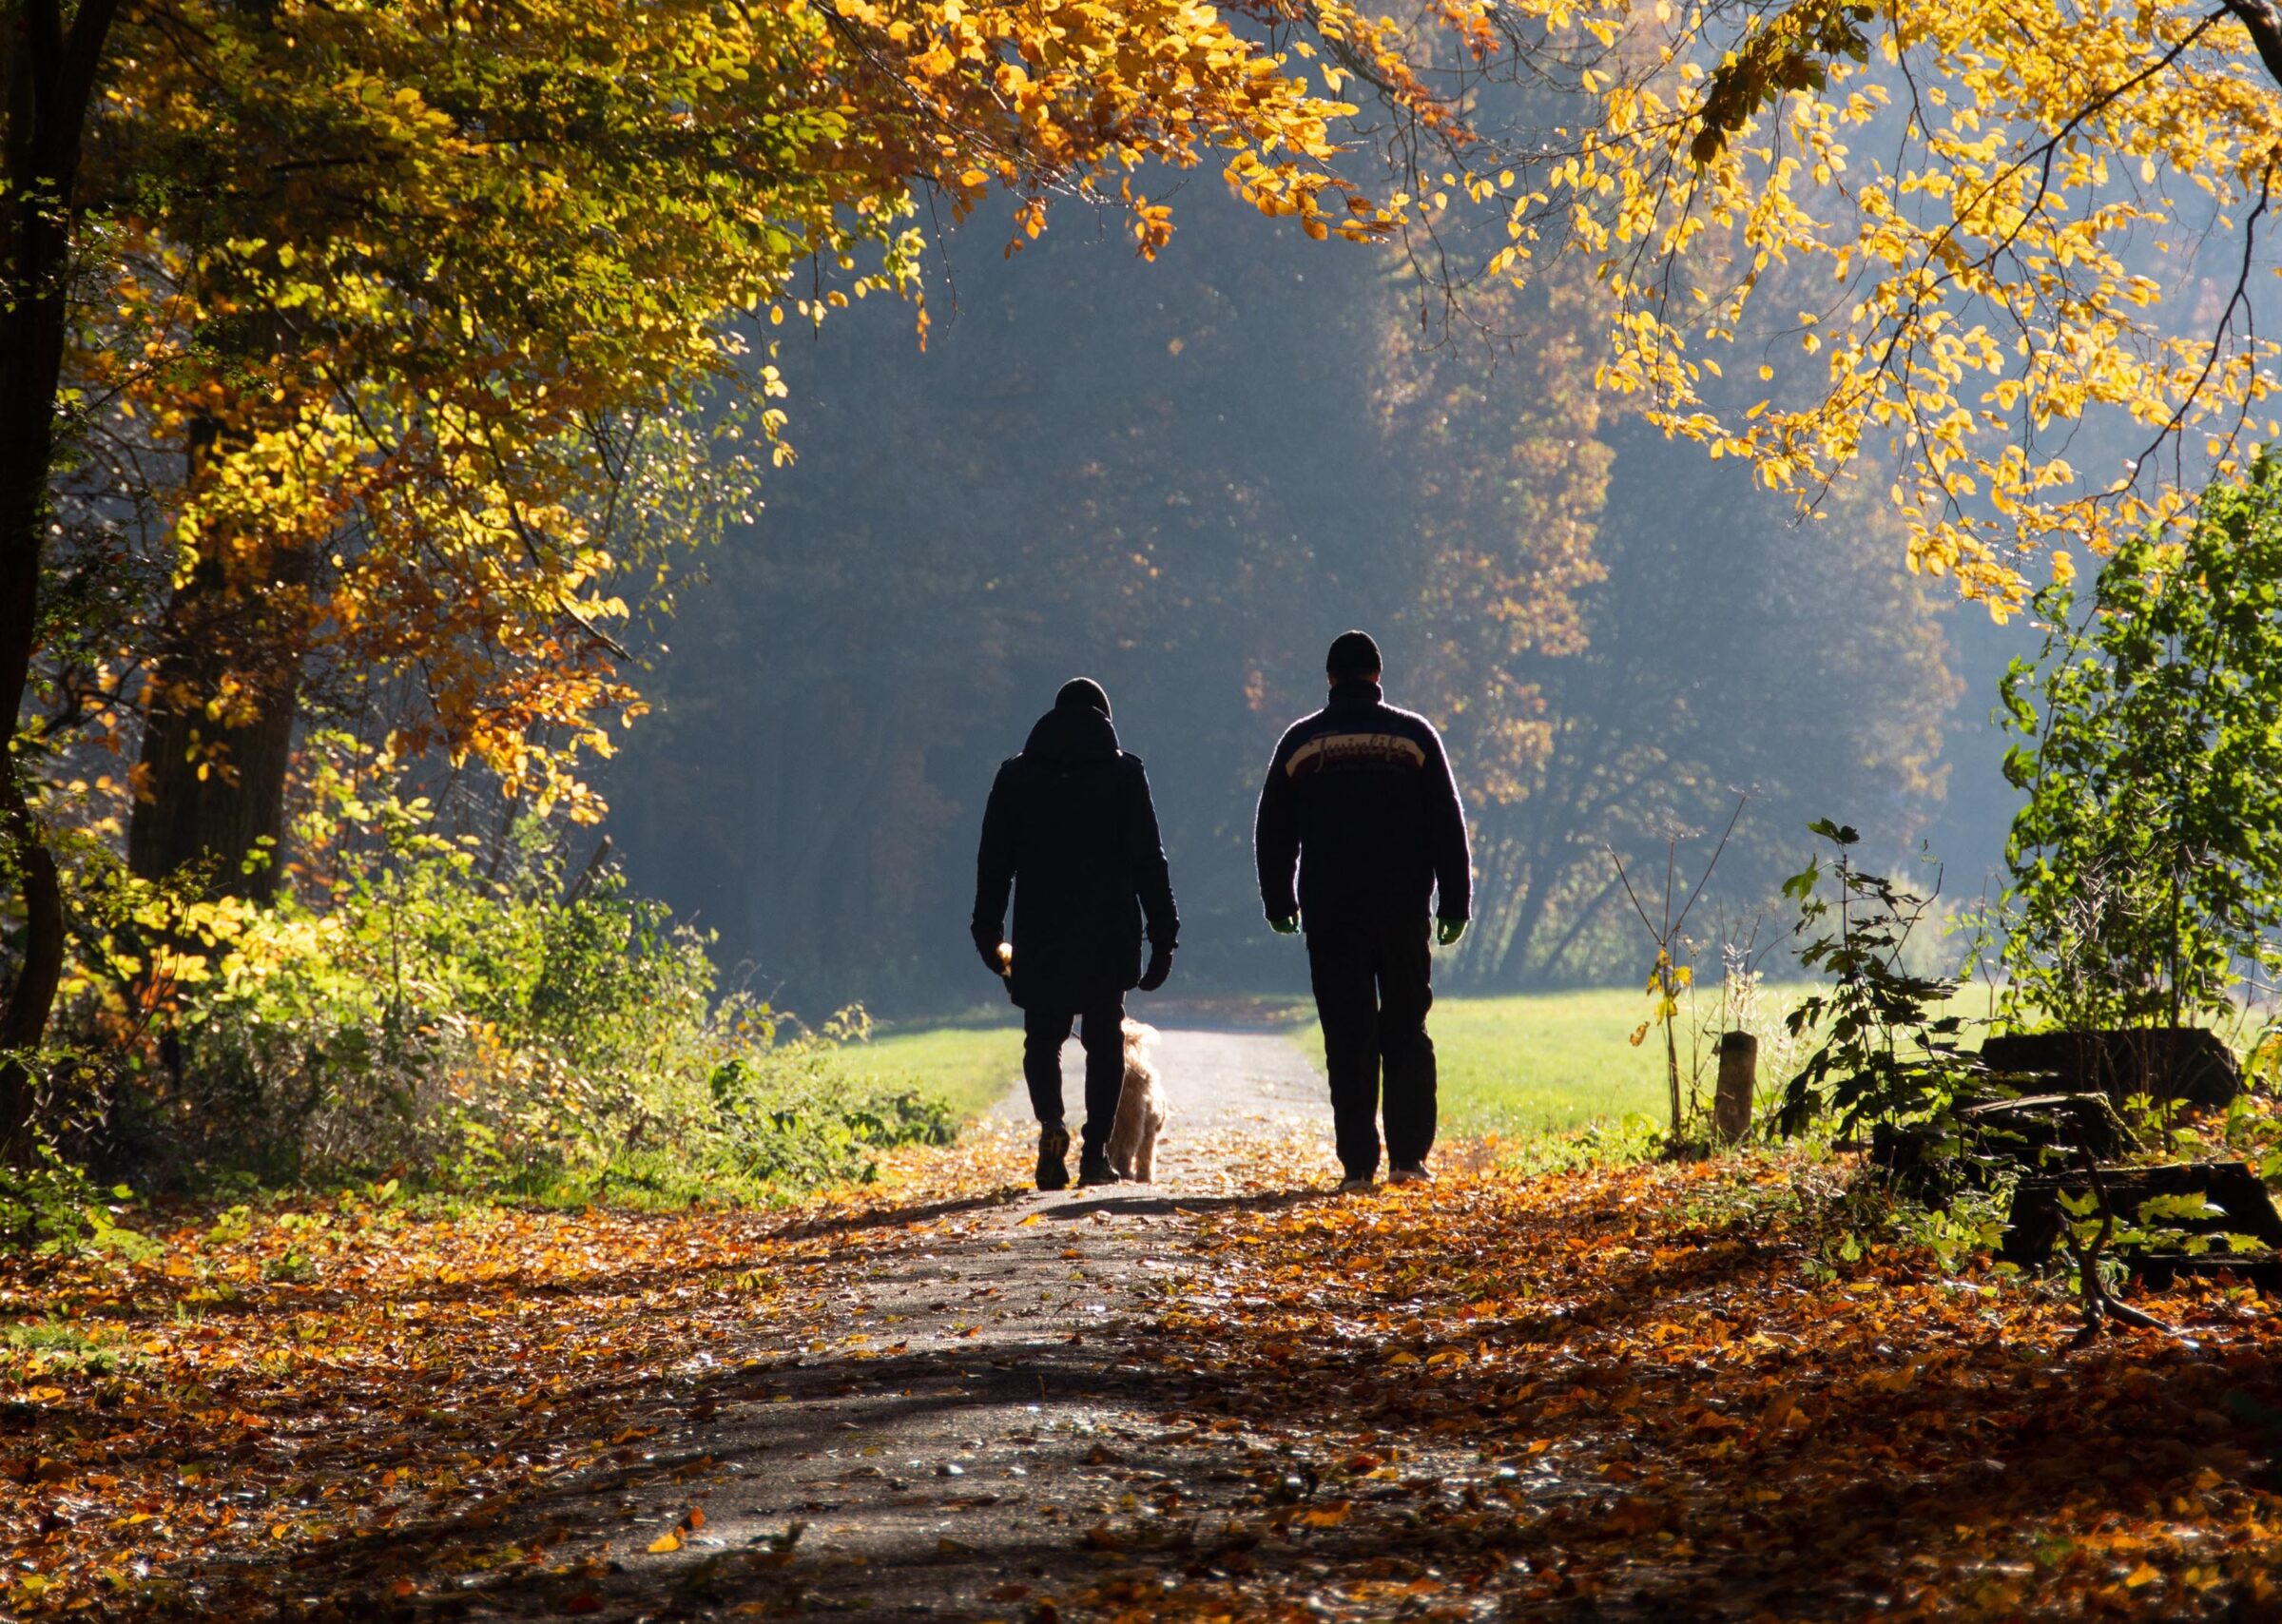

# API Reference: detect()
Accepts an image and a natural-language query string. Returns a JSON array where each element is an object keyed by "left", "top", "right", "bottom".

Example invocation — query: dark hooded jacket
[
  {"left": 972, "top": 700, "right": 1178, "bottom": 1011},
  {"left": 1254, "top": 677, "right": 1471, "bottom": 926}
]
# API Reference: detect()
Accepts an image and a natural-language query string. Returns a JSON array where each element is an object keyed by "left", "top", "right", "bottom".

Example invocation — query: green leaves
[
  {"left": 1778, "top": 822, "right": 1977, "bottom": 1138},
  {"left": 2000, "top": 454, "right": 2282, "bottom": 1033}
]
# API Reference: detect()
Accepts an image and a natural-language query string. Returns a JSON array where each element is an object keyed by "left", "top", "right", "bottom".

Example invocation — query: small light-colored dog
[{"left": 1106, "top": 1019, "right": 1169, "bottom": 1183}]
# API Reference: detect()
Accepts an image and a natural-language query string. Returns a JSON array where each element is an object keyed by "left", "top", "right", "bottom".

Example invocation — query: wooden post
[{"left": 1713, "top": 1031, "right": 1757, "bottom": 1145}]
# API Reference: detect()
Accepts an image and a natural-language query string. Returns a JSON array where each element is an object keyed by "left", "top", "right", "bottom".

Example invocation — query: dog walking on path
[{"left": 1105, "top": 1020, "right": 1169, "bottom": 1183}]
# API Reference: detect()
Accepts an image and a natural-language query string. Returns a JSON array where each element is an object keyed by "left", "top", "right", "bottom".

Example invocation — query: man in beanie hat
[
  {"left": 973, "top": 678, "right": 1178, "bottom": 1189},
  {"left": 1254, "top": 632, "right": 1470, "bottom": 1189}
]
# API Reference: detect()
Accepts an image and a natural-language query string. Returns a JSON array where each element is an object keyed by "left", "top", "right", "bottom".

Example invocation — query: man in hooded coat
[{"left": 973, "top": 678, "right": 1178, "bottom": 1189}]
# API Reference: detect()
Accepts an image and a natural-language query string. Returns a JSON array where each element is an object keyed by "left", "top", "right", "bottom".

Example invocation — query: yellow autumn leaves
[
  {"left": 85, "top": 0, "right": 1430, "bottom": 831},
  {"left": 1468, "top": 0, "right": 2282, "bottom": 610},
  {"left": 854, "top": 0, "right": 1388, "bottom": 257}
]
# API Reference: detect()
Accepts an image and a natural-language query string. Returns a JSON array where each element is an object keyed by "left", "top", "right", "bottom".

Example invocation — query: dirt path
[
  {"left": 127, "top": 1034, "right": 2271, "bottom": 1622},
  {"left": 433, "top": 1030, "right": 1514, "bottom": 1623},
  {"left": 988, "top": 1023, "right": 1333, "bottom": 1137}
]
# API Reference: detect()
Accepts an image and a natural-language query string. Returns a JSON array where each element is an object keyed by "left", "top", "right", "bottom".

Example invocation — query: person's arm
[
  {"left": 971, "top": 761, "right": 1018, "bottom": 967},
  {"left": 1421, "top": 722, "right": 1472, "bottom": 923},
  {"left": 1254, "top": 731, "right": 1301, "bottom": 922},
  {"left": 1128, "top": 761, "right": 1178, "bottom": 950}
]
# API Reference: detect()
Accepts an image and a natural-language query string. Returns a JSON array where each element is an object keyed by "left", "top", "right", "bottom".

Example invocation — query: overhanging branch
[{"left": 2224, "top": 0, "right": 2282, "bottom": 89}]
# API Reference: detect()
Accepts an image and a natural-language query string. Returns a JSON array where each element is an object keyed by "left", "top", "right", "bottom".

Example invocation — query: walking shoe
[
  {"left": 1035, "top": 1123, "right": 1071, "bottom": 1191},
  {"left": 1338, "top": 1173, "right": 1377, "bottom": 1193},
  {"left": 1388, "top": 1163, "right": 1434, "bottom": 1185},
  {"left": 1076, "top": 1149, "right": 1119, "bottom": 1188}
]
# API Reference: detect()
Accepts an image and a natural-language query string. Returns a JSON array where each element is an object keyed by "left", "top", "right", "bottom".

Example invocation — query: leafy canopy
[
  {"left": 74, "top": 0, "right": 1408, "bottom": 813},
  {"left": 1405, "top": 0, "right": 2282, "bottom": 609}
]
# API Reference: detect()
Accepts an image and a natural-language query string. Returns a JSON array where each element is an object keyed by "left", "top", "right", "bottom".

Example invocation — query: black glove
[
  {"left": 1137, "top": 943, "right": 1173, "bottom": 993},
  {"left": 974, "top": 928, "right": 1009, "bottom": 977}
]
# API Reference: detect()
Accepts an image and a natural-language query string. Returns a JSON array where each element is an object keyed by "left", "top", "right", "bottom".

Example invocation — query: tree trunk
[
  {"left": 127, "top": 538, "right": 313, "bottom": 901},
  {"left": 0, "top": 0, "right": 124, "bottom": 1158},
  {"left": 0, "top": 769, "right": 63, "bottom": 1158}
]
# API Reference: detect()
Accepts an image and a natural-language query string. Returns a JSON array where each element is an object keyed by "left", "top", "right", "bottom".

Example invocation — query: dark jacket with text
[
  {"left": 972, "top": 704, "right": 1178, "bottom": 1011},
  {"left": 1253, "top": 678, "right": 1471, "bottom": 927}
]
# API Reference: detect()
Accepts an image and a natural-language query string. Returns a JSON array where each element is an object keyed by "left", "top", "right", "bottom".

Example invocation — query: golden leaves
[
  {"left": 1127, "top": 1142, "right": 2281, "bottom": 1618},
  {"left": 1471, "top": 0, "right": 2282, "bottom": 607},
  {"left": 0, "top": 1125, "right": 1051, "bottom": 1615},
  {"left": 648, "top": 1506, "right": 706, "bottom": 1552},
  {"left": 82, "top": 0, "right": 1450, "bottom": 832}
]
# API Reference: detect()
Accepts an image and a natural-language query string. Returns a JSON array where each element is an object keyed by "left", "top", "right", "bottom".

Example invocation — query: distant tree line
[{"left": 606, "top": 193, "right": 1961, "bottom": 1015}]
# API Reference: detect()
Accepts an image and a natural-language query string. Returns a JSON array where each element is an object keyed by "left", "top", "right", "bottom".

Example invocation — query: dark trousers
[
  {"left": 1306, "top": 911, "right": 1436, "bottom": 1178},
  {"left": 1023, "top": 999, "right": 1126, "bottom": 1156}
]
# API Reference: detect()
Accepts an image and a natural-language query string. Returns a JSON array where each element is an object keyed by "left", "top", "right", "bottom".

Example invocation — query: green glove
[
  {"left": 1437, "top": 918, "right": 1468, "bottom": 947},
  {"left": 1269, "top": 914, "right": 1300, "bottom": 936}
]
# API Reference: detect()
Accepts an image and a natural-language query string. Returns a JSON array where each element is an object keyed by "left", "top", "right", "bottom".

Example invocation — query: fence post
[{"left": 1713, "top": 1031, "right": 1757, "bottom": 1145}]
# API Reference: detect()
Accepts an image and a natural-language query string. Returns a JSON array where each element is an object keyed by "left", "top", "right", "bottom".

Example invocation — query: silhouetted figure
[
  {"left": 1255, "top": 632, "right": 1471, "bottom": 1188},
  {"left": 973, "top": 678, "right": 1178, "bottom": 1189}
]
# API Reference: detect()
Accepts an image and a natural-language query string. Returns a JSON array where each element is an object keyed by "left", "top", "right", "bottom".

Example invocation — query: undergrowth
[{"left": 22, "top": 753, "right": 957, "bottom": 1248}]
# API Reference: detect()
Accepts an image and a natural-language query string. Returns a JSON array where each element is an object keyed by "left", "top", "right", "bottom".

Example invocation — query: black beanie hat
[
  {"left": 1055, "top": 677, "right": 1112, "bottom": 718},
  {"left": 1325, "top": 630, "right": 1383, "bottom": 681}
]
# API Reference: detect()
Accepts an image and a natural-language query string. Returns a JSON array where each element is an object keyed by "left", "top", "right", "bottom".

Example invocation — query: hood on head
[
  {"left": 1023, "top": 702, "right": 1120, "bottom": 764},
  {"left": 1054, "top": 676, "right": 1112, "bottom": 719}
]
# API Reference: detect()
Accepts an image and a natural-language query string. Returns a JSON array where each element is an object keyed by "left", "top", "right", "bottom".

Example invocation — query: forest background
[
  {"left": 15, "top": 0, "right": 2282, "bottom": 1198},
  {"left": 18, "top": 8, "right": 2282, "bottom": 1612},
  {"left": 607, "top": 185, "right": 2000, "bottom": 1017}
]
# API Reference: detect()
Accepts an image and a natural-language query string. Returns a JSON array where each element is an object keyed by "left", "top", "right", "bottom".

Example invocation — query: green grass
[
  {"left": 1297, "top": 987, "right": 1691, "bottom": 1138},
  {"left": 4, "top": 1320, "right": 141, "bottom": 1377},
  {"left": 1297, "top": 980, "right": 2022, "bottom": 1138},
  {"left": 823, "top": 981, "right": 2031, "bottom": 1143},
  {"left": 825, "top": 988, "right": 1775, "bottom": 1137},
  {"left": 818, "top": 1024, "right": 1022, "bottom": 1124},
  {"left": 821, "top": 988, "right": 1798, "bottom": 1137},
  {"left": 1427, "top": 987, "right": 1688, "bottom": 1136}
]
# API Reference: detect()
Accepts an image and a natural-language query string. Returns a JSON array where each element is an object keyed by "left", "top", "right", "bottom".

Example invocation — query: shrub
[
  {"left": 61, "top": 753, "right": 952, "bottom": 1201},
  {"left": 2000, "top": 454, "right": 2282, "bottom": 1033},
  {"left": 0, "top": 1148, "right": 150, "bottom": 1257},
  {"left": 1776, "top": 821, "right": 1978, "bottom": 1139}
]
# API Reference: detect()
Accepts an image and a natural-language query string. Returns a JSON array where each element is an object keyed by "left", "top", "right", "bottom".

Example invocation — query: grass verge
[
  {"left": 841, "top": 986, "right": 1776, "bottom": 1140},
  {"left": 1294, "top": 985, "right": 1713, "bottom": 1137},
  {"left": 817, "top": 1023, "right": 1022, "bottom": 1124}
]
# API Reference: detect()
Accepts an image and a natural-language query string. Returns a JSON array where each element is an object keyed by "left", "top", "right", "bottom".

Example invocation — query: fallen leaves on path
[
  {"left": 1112, "top": 1151, "right": 2282, "bottom": 1621},
  {"left": 0, "top": 1129, "right": 1037, "bottom": 1618},
  {"left": 5, "top": 1128, "right": 2278, "bottom": 1621}
]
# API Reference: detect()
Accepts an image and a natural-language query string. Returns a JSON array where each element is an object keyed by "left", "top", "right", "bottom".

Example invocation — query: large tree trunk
[
  {"left": 0, "top": 0, "right": 123, "bottom": 1158},
  {"left": 127, "top": 533, "right": 312, "bottom": 902}
]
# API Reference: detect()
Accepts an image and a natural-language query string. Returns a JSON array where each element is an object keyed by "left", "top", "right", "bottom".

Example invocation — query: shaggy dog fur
[{"left": 1106, "top": 1019, "right": 1169, "bottom": 1183}]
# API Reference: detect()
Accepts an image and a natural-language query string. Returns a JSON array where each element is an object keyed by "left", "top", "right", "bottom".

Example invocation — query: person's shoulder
[
  {"left": 1273, "top": 707, "right": 1331, "bottom": 750},
  {"left": 1380, "top": 702, "right": 1445, "bottom": 743},
  {"left": 1116, "top": 750, "right": 1148, "bottom": 775}
]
